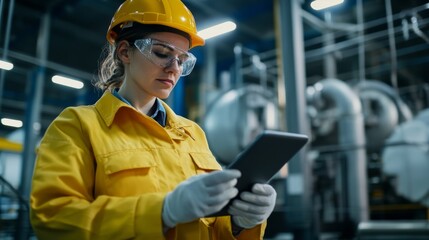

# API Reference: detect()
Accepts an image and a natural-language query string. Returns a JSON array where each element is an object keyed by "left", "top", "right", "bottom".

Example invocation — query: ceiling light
[
  {"left": 1, "top": 118, "right": 22, "bottom": 128},
  {"left": 198, "top": 21, "right": 237, "bottom": 40},
  {"left": 0, "top": 60, "right": 14, "bottom": 70},
  {"left": 311, "top": 0, "right": 344, "bottom": 10},
  {"left": 52, "top": 75, "right": 84, "bottom": 89}
]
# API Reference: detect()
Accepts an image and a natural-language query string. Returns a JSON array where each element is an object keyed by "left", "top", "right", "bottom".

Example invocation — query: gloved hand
[
  {"left": 228, "top": 183, "right": 277, "bottom": 229},
  {"left": 162, "top": 170, "right": 241, "bottom": 228}
]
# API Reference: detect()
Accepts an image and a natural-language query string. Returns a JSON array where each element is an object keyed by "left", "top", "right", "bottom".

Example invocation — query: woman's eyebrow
[{"left": 152, "top": 40, "right": 175, "bottom": 51}]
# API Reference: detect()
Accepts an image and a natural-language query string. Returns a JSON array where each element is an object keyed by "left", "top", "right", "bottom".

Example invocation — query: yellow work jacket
[{"left": 30, "top": 91, "right": 266, "bottom": 240}]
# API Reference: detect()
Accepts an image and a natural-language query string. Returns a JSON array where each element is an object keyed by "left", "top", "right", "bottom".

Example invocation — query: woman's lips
[{"left": 157, "top": 79, "right": 175, "bottom": 87}]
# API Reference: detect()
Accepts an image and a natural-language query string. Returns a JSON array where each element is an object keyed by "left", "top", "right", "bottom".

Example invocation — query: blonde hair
[{"left": 94, "top": 43, "right": 125, "bottom": 92}]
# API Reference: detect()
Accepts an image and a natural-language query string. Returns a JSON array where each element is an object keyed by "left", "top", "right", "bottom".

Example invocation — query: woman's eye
[{"left": 154, "top": 52, "right": 169, "bottom": 59}]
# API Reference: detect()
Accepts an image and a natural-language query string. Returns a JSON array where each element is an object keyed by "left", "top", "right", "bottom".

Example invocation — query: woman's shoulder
[
  {"left": 175, "top": 115, "right": 202, "bottom": 129},
  {"left": 41, "top": 105, "right": 98, "bottom": 141},
  {"left": 49, "top": 105, "right": 99, "bottom": 128},
  {"left": 57, "top": 105, "right": 97, "bottom": 118}
]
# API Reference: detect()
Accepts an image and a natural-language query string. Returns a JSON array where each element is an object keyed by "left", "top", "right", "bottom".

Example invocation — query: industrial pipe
[{"left": 314, "top": 78, "right": 369, "bottom": 224}]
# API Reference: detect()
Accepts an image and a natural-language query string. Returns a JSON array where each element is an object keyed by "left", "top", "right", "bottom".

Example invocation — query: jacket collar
[{"left": 95, "top": 91, "right": 191, "bottom": 129}]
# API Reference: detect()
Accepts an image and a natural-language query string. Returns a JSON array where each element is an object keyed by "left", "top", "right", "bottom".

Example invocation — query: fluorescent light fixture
[
  {"left": 0, "top": 60, "right": 13, "bottom": 70},
  {"left": 52, "top": 75, "right": 84, "bottom": 89},
  {"left": 311, "top": 0, "right": 344, "bottom": 10},
  {"left": 198, "top": 21, "right": 237, "bottom": 40},
  {"left": 1, "top": 118, "right": 22, "bottom": 128}
]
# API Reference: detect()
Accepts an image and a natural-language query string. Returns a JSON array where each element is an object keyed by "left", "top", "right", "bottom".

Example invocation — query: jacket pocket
[
  {"left": 101, "top": 150, "right": 159, "bottom": 196},
  {"left": 190, "top": 152, "right": 222, "bottom": 174}
]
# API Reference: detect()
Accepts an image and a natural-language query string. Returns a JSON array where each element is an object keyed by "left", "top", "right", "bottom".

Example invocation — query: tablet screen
[{"left": 207, "top": 130, "right": 309, "bottom": 217}]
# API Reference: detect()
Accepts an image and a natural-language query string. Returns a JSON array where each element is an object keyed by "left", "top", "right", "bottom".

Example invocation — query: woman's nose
[{"left": 164, "top": 58, "right": 182, "bottom": 75}]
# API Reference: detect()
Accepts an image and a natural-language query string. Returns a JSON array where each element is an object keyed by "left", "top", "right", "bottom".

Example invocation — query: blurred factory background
[{"left": 0, "top": 0, "right": 428, "bottom": 239}]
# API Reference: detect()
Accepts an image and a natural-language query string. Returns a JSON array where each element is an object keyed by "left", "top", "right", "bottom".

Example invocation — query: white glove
[
  {"left": 228, "top": 183, "right": 277, "bottom": 229},
  {"left": 162, "top": 170, "right": 241, "bottom": 228}
]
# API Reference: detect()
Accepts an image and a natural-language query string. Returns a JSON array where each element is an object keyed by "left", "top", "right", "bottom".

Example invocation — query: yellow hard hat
[{"left": 107, "top": 0, "right": 205, "bottom": 49}]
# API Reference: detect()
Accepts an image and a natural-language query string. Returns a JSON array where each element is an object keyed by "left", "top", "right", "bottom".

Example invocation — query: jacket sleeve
[
  {"left": 30, "top": 108, "right": 167, "bottom": 240},
  {"left": 211, "top": 216, "right": 266, "bottom": 239}
]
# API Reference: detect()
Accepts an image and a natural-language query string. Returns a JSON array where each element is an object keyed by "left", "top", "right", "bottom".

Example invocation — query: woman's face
[{"left": 121, "top": 32, "right": 190, "bottom": 100}]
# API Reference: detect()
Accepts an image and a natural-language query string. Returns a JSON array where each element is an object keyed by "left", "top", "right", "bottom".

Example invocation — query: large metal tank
[
  {"left": 203, "top": 84, "right": 279, "bottom": 164},
  {"left": 354, "top": 80, "right": 412, "bottom": 151}
]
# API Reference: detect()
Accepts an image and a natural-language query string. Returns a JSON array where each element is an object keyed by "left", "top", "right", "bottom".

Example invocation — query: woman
[{"left": 30, "top": 0, "right": 276, "bottom": 239}]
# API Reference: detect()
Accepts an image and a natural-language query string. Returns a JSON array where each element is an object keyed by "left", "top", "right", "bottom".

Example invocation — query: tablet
[{"left": 207, "top": 130, "right": 309, "bottom": 217}]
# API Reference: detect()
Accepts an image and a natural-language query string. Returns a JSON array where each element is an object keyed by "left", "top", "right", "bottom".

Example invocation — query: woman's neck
[{"left": 117, "top": 87, "right": 156, "bottom": 115}]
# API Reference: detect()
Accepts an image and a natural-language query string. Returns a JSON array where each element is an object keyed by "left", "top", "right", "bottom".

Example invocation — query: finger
[
  {"left": 228, "top": 206, "right": 265, "bottom": 223},
  {"left": 206, "top": 187, "right": 239, "bottom": 206},
  {"left": 239, "top": 191, "right": 272, "bottom": 206},
  {"left": 230, "top": 199, "right": 268, "bottom": 215},
  {"left": 206, "top": 178, "right": 237, "bottom": 195},
  {"left": 202, "top": 170, "right": 241, "bottom": 186},
  {"left": 252, "top": 184, "right": 276, "bottom": 196}
]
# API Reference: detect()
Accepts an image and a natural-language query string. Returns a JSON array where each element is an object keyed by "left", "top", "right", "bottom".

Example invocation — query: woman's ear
[{"left": 117, "top": 40, "right": 132, "bottom": 64}]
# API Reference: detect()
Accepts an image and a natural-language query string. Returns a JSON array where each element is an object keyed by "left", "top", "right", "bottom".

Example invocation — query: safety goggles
[{"left": 133, "top": 38, "right": 197, "bottom": 76}]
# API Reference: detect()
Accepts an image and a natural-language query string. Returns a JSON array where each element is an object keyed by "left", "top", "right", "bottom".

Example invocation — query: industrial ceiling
[{"left": 0, "top": 0, "right": 428, "bottom": 136}]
